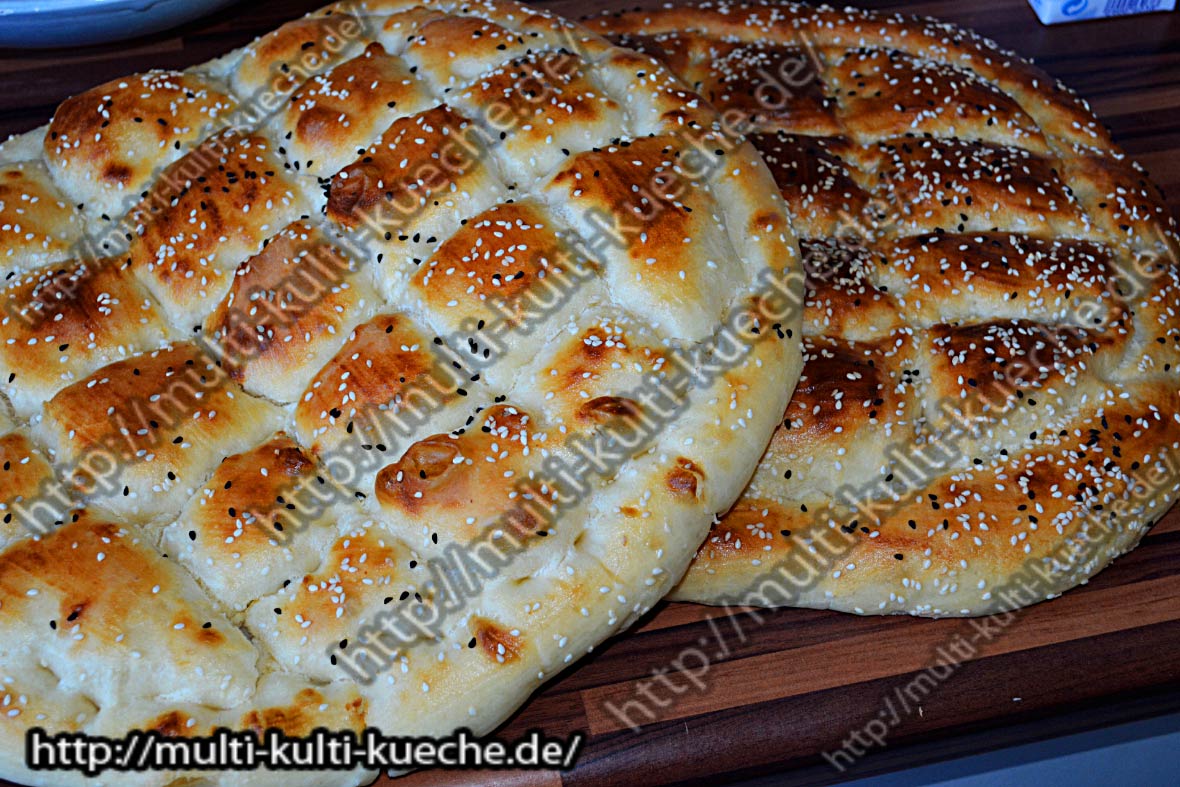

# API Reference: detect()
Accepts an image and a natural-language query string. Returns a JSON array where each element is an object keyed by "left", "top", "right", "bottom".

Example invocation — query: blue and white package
[{"left": 1027, "top": 0, "right": 1176, "bottom": 24}]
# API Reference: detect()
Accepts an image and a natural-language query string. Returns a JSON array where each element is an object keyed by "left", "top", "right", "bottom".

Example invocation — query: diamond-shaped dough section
[
  {"left": 0, "top": 161, "right": 84, "bottom": 273},
  {"left": 514, "top": 309, "right": 669, "bottom": 430},
  {"left": 401, "top": 13, "right": 549, "bottom": 89},
  {"left": 206, "top": 219, "right": 380, "bottom": 404},
  {"left": 39, "top": 343, "right": 283, "bottom": 524},
  {"left": 227, "top": 13, "right": 369, "bottom": 99},
  {"left": 43, "top": 70, "right": 235, "bottom": 217},
  {"left": 544, "top": 135, "right": 744, "bottom": 341},
  {"left": 826, "top": 49, "right": 1047, "bottom": 151},
  {"left": 373, "top": 403, "right": 572, "bottom": 564},
  {"left": 450, "top": 50, "right": 627, "bottom": 184},
  {"left": 272, "top": 41, "right": 436, "bottom": 177},
  {"left": 696, "top": 38, "right": 839, "bottom": 135},
  {"left": 0, "top": 512, "right": 259, "bottom": 710},
  {"left": 245, "top": 522, "right": 416, "bottom": 681},
  {"left": 162, "top": 434, "right": 341, "bottom": 614},
  {"left": 127, "top": 131, "right": 310, "bottom": 332},
  {"left": 0, "top": 430, "right": 65, "bottom": 550},
  {"left": 326, "top": 104, "right": 507, "bottom": 289},
  {"left": 293, "top": 312, "right": 480, "bottom": 483},
  {"left": 407, "top": 198, "right": 603, "bottom": 384},
  {"left": 0, "top": 257, "right": 171, "bottom": 418},
  {"left": 749, "top": 132, "right": 871, "bottom": 240},
  {"left": 860, "top": 137, "right": 1095, "bottom": 238},
  {"left": 873, "top": 233, "right": 1121, "bottom": 330}
]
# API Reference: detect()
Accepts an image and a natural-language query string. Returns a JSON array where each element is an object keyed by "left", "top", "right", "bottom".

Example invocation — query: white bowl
[{"left": 0, "top": 0, "right": 239, "bottom": 48}]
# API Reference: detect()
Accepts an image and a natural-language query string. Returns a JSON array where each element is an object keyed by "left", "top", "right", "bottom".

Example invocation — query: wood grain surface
[{"left": 1, "top": 1, "right": 1178, "bottom": 785}]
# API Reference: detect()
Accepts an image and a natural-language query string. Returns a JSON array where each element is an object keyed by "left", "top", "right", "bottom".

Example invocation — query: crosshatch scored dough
[
  {"left": 0, "top": 1, "right": 804, "bottom": 785},
  {"left": 589, "top": 0, "right": 1180, "bottom": 617}
]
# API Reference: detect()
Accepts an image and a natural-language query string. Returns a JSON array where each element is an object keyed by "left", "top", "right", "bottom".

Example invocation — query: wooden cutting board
[{"left": 1, "top": 1, "right": 1178, "bottom": 785}]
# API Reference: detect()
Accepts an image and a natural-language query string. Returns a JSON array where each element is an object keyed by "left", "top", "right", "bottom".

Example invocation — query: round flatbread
[
  {"left": 589, "top": 0, "right": 1180, "bottom": 617},
  {"left": 0, "top": 2, "right": 802, "bottom": 784}
]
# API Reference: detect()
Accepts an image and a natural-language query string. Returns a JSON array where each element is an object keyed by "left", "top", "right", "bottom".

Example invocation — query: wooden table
[{"left": 2, "top": 1, "right": 1178, "bottom": 785}]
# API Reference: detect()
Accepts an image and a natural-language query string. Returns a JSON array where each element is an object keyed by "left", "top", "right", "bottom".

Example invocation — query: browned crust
[
  {"left": 44, "top": 71, "right": 235, "bottom": 211},
  {"left": 591, "top": 1, "right": 1180, "bottom": 616},
  {"left": 0, "top": 2, "right": 804, "bottom": 781}
]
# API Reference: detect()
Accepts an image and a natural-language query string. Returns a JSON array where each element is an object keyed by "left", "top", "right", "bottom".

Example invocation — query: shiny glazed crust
[
  {"left": 588, "top": 1, "right": 1180, "bottom": 616},
  {"left": 0, "top": 1, "right": 803, "bottom": 785}
]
